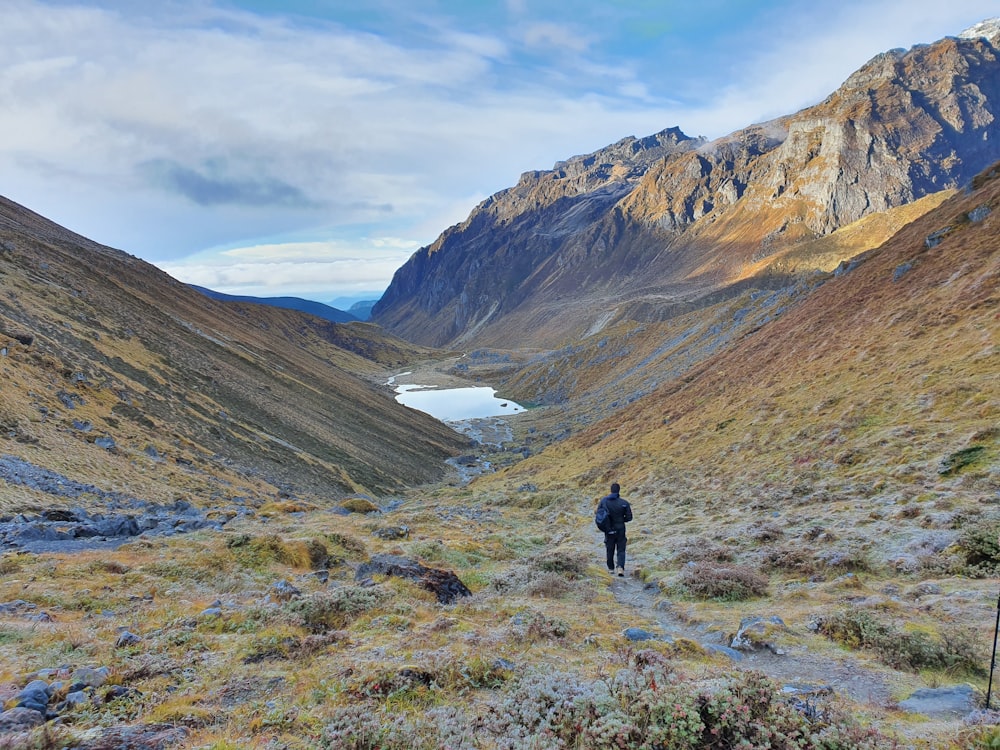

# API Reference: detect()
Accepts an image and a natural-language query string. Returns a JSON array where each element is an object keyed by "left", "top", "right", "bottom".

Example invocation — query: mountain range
[
  {"left": 373, "top": 19, "right": 1000, "bottom": 351},
  {"left": 189, "top": 286, "right": 359, "bottom": 324}
]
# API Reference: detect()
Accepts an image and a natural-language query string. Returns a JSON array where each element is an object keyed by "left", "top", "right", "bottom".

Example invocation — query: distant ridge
[
  {"left": 190, "top": 285, "right": 357, "bottom": 323},
  {"left": 346, "top": 300, "right": 377, "bottom": 321},
  {"left": 373, "top": 21, "right": 1000, "bottom": 349}
]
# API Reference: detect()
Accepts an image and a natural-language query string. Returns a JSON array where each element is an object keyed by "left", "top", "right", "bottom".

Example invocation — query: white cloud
[
  {"left": 1, "top": 0, "right": 996, "bottom": 301},
  {"left": 157, "top": 237, "right": 419, "bottom": 297}
]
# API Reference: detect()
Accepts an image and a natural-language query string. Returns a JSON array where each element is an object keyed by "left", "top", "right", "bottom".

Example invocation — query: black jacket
[{"left": 598, "top": 492, "right": 632, "bottom": 534}]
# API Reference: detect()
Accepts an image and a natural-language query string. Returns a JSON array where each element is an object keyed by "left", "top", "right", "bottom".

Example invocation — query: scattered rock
[
  {"left": 14, "top": 681, "right": 51, "bottom": 714},
  {"left": 0, "top": 599, "right": 37, "bottom": 615},
  {"left": 270, "top": 580, "right": 302, "bottom": 602},
  {"left": 731, "top": 615, "right": 789, "bottom": 654},
  {"left": 0, "top": 706, "right": 45, "bottom": 731},
  {"left": 63, "top": 689, "right": 90, "bottom": 707},
  {"left": 372, "top": 525, "right": 409, "bottom": 540},
  {"left": 899, "top": 684, "right": 980, "bottom": 717},
  {"left": 0, "top": 455, "right": 246, "bottom": 552},
  {"left": 72, "top": 666, "right": 110, "bottom": 689},
  {"left": 623, "top": 627, "right": 660, "bottom": 642},
  {"left": 703, "top": 644, "right": 744, "bottom": 661},
  {"left": 925, "top": 226, "right": 952, "bottom": 248},
  {"left": 115, "top": 630, "right": 142, "bottom": 647},
  {"left": 892, "top": 261, "right": 913, "bottom": 281},
  {"left": 94, "top": 436, "right": 117, "bottom": 451},
  {"left": 968, "top": 204, "right": 991, "bottom": 223},
  {"left": 356, "top": 554, "right": 471, "bottom": 604}
]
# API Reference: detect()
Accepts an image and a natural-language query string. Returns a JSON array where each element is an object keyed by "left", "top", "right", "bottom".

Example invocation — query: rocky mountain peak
[{"left": 959, "top": 17, "right": 1000, "bottom": 44}]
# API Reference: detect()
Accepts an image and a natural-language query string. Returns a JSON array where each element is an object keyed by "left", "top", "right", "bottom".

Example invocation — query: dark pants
[{"left": 605, "top": 531, "right": 626, "bottom": 570}]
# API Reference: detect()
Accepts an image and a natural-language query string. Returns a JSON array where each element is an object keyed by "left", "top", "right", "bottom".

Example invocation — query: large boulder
[{"left": 356, "top": 554, "right": 471, "bottom": 604}]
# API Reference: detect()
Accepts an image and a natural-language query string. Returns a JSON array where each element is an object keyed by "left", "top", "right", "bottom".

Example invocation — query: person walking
[{"left": 597, "top": 482, "right": 632, "bottom": 576}]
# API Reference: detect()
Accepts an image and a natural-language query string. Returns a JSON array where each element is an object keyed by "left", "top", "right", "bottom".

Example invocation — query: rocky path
[
  {"left": 586, "top": 528, "right": 988, "bottom": 746},
  {"left": 604, "top": 557, "right": 902, "bottom": 706}
]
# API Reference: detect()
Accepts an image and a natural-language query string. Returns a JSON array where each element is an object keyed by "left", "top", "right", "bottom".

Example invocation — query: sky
[{"left": 2, "top": 1, "right": 998, "bottom": 306}]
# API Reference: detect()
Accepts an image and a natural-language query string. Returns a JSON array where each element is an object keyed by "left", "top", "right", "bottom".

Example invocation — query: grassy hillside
[
  {"left": 489, "top": 164, "right": 999, "bottom": 567},
  {"left": 0, "top": 196, "right": 468, "bottom": 506}
]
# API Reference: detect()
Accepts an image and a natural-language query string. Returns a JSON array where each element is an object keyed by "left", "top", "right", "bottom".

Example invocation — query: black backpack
[{"left": 595, "top": 503, "right": 613, "bottom": 533}]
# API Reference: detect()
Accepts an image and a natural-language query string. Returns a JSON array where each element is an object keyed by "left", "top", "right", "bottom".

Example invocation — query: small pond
[{"left": 388, "top": 374, "right": 525, "bottom": 422}]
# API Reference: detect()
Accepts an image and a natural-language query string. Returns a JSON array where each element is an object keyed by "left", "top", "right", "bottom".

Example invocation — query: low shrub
[
  {"left": 672, "top": 537, "right": 734, "bottom": 564},
  {"left": 960, "top": 725, "right": 1000, "bottom": 750},
  {"left": 762, "top": 546, "right": 821, "bottom": 576},
  {"left": 0, "top": 553, "right": 25, "bottom": 575},
  {"left": 675, "top": 562, "right": 768, "bottom": 601},
  {"left": 285, "top": 587, "right": 388, "bottom": 633},
  {"left": 321, "top": 704, "right": 475, "bottom": 749},
  {"left": 814, "top": 542, "right": 873, "bottom": 573},
  {"left": 817, "top": 608, "right": 985, "bottom": 675},
  {"left": 318, "top": 656, "right": 896, "bottom": 748},
  {"left": 957, "top": 519, "right": 1000, "bottom": 577},
  {"left": 491, "top": 557, "right": 585, "bottom": 599},
  {"left": 326, "top": 531, "right": 367, "bottom": 557},
  {"left": 939, "top": 446, "right": 987, "bottom": 476},
  {"left": 530, "top": 548, "right": 590, "bottom": 577},
  {"left": 510, "top": 609, "right": 570, "bottom": 641},
  {"left": 227, "top": 533, "right": 319, "bottom": 570},
  {"left": 480, "top": 666, "right": 892, "bottom": 749},
  {"left": 341, "top": 497, "right": 379, "bottom": 514},
  {"left": 524, "top": 571, "right": 574, "bottom": 598}
]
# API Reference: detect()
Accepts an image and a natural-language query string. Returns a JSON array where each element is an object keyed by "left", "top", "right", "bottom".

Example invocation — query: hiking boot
[{"left": 616, "top": 567, "right": 625, "bottom": 577}]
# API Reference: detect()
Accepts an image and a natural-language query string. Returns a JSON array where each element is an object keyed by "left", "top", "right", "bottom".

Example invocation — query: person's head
[{"left": 610, "top": 482, "right": 620, "bottom": 494}]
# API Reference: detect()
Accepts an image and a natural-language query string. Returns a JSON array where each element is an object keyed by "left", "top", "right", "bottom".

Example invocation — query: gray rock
[
  {"left": 72, "top": 666, "right": 110, "bottom": 689},
  {"left": 94, "top": 436, "right": 117, "bottom": 451},
  {"left": 703, "top": 643, "right": 744, "bottom": 661},
  {"left": 925, "top": 226, "right": 952, "bottom": 248},
  {"left": 372, "top": 525, "right": 409, "bottom": 540},
  {"left": 892, "top": 261, "right": 913, "bottom": 281},
  {"left": 0, "top": 707, "right": 45, "bottom": 731},
  {"left": 969, "top": 204, "right": 991, "bottom": 223},
  {"left": 14, "top": 685, "right": 50, "bottom": 714},
  {"left": 64, "top": 689, "right": 90, "bottom": 707},
  {"left": 270, "top": 580, "right": 301, "bottom": 602},
  {"left": 115, "top": 630, "right": 142, "bottom": 647},
  {"left": 731, "top": 615, "right": 789, "bottom": 653},
  {"left": 356, "top": 554, "right": 471, "bottom": 604},
  {"left": 21, "top": 679, "right": 50, "bottom": 694},
  {"left": 622, "top": 627, "right": 659, "bottom": 642},
  {"left": 899, "top": 684, "right": 980, "bottom": 716}
]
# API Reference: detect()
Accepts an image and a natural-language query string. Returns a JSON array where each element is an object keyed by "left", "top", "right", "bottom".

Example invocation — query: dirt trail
[{"left": 593, "top": 533, "right": 929, "bottom": 712}]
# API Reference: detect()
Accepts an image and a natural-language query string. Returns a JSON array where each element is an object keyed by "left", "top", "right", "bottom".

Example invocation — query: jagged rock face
[
  {"left": 375, "top": 128, "right": 701, "bottom": 345},
  {"left": 373, "top": 26, "right": 1000, "bottom": 349}
]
